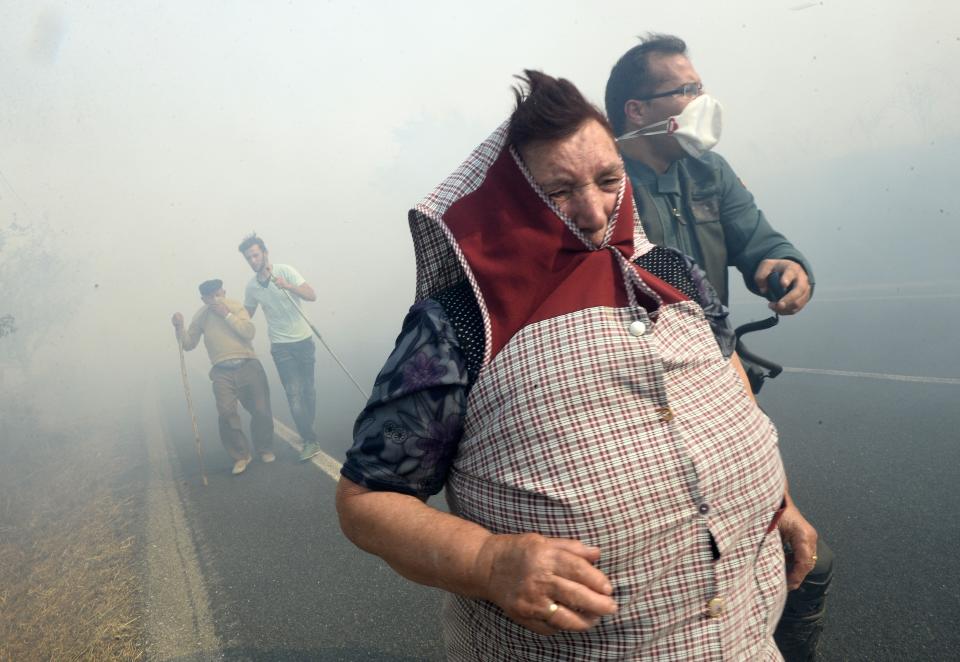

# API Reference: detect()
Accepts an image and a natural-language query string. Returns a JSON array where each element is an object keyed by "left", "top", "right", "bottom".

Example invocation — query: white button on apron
[{"left": 628, "top": 320, "right": 646, "bottom": 337}]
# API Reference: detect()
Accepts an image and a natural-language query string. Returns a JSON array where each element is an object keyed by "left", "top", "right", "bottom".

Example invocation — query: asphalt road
[
  {"left": 155, "top": 394, "right": 442, "bottom": 662},
  {"left": 151, "top": 294, "right": 960, "bottom": 661},
  {"left": 742, "top": 293, "right": 960, "bottom": 661},
  {"left": 158, "top": 393, "right": 445, "bottom": 661},
  {"left": 761, "top": 373, "right": 959, "bottom": 661}
]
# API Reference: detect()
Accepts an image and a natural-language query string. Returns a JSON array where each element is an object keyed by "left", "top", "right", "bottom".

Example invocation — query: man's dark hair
[
  {"left": 604, "top": 34, "right": 688, "bottom": 135},
  {"left": 238, "top": 233, "right": 267, "bottom": 254},
  {"left": 508, "top": 70, "right": 613, "bottom": 153}
]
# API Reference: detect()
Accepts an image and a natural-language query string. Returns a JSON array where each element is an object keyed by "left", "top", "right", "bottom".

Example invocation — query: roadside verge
[{"left": 142, "top": 389, "right": 221, "bottom": 660}]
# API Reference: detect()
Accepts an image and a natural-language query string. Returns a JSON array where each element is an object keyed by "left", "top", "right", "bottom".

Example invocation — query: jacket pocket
[{"left": 689, "top": 195, "right": 720, "bottom": 223}]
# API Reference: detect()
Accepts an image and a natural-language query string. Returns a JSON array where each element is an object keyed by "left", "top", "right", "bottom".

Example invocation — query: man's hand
[
  {"left": 755, "top": 259, "right": 811, "bottom": 315},
  {"left": 208, "top": 302, "right": 229, "bottom": 318},
  {"left": 779, "top": 502, "right": 819, "bottom": 590},
  {"left": 171, "top": 312, "right": 184, "bottom": 335},
  {"left": 475, "top": 533, "right": 617, "bottom": 635},
  {"left": 273, "top": 275, "right": 317, "bottom": 301}
]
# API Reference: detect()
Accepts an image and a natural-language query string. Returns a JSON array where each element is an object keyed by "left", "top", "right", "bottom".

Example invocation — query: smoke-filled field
[{"left": 0, "top": 400, "right": 146, "bottom": 660}]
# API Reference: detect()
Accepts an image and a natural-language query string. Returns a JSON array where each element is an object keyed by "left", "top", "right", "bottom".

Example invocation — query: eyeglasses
[{"left": 635, "top": 82, "right": 703, "bottom": 102}]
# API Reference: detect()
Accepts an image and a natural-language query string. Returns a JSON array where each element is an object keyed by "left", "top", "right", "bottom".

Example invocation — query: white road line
[
  {"left": 730, "top": 293, "right": 960, "bottom": 306},
  {"left": 799, "top": 293, "right": 960, "bottom": 304},
  {"left": 783, "top": 367, "right": 960, "bottom": 385},
  {"left": 273, "top": 419, "right": 343, "bottom": 480},
  {"left": 272, "top": 364, "right": 958, "bottom": 481}
]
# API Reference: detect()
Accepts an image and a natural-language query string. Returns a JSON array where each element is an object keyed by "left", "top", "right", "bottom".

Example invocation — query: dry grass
[{"left": 0, "top": 423, "right": 146, "bottom": 661}]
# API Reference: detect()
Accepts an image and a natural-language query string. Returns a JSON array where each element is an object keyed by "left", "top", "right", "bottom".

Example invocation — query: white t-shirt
[{"left": 244, "top": 263, "right": 312, "bottom": 344}]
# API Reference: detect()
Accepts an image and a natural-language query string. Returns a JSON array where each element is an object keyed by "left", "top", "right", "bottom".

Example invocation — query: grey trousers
[{"left": 210, "top": 359, "right": 275, "bottom": 461}]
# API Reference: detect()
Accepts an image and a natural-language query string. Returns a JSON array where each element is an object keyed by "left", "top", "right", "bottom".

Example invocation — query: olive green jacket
[{"left": 626, "top": 152, "right": 814, "bottom": 305}]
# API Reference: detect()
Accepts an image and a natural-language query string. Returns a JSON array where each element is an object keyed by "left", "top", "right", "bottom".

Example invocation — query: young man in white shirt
[{"left": 239, "top": 234, "right": 321, "bottom": 462}]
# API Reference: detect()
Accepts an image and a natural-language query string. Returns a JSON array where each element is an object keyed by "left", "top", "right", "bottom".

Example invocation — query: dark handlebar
[{"left": 733, "top": 311, "right": 784, "bottom": 393}]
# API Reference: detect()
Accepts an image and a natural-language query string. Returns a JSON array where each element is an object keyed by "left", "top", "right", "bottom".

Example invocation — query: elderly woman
[{"left": 337, "top": 71, "right": 816, "bottom": 660}]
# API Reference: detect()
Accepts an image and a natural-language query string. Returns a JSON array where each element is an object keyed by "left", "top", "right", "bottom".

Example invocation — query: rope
[{"left": 271, "top": 278, "right": 369, "bottom": 401}]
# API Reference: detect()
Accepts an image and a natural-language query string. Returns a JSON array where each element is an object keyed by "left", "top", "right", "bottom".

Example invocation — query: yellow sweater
[{"left": 181, "top": 298, "right": 257, "bottom": 366}]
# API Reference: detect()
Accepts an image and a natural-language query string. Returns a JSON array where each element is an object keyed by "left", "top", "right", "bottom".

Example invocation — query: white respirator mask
[{"left": 617, "top": 94, "right": 723, "bottom": 159}]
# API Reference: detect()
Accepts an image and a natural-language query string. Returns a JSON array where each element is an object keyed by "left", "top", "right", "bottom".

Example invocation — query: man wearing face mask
[
  {"left": 605, "top": 34, "right": 813, "bottom": 314},
  {"left": 606, "top": 36, "right": 829, "bottom": 662},
  {"left": 172, "top": 279, "right": 275, "bottom": 476}
]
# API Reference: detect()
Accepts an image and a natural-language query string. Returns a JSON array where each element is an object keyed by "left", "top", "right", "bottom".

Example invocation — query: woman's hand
[
  {"left": 779, "top": 498, "right": 819, "bottom": 590},
  {"left": 336, "top": 479, "right": 617, "bottom": 635},
  {"left": 476, "top": 533, "right": 618, "bottom": 635}
]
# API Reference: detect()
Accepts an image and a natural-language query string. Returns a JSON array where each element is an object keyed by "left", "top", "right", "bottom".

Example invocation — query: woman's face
[{"left": 520, "top": 119, "right": 624, "bottom": 247}]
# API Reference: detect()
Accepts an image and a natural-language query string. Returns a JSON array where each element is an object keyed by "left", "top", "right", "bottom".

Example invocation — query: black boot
[{"left": 775, "top": 538, "right": 834, "bottom": 662}]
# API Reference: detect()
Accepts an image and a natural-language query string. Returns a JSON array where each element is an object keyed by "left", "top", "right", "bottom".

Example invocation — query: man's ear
[{"left": 624, "top": 99, "right": 646, "bottom": 128}]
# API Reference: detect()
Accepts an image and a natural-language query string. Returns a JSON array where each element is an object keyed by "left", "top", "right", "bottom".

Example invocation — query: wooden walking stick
[{"left": 177, "top": 334, "right": 208, "bottom": 486}]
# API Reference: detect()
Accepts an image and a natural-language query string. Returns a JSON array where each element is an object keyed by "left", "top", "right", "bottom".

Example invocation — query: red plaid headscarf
[{"left": 409, "top": 121, "right": 687, "bottom": 362}]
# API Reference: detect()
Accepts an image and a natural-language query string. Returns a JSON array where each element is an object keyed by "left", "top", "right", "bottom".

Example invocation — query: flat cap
[{"left": 198, "top": 279, "right": 223, "bottom": 297}]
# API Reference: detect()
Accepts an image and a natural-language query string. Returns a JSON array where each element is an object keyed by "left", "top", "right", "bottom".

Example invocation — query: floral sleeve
[
  {"left": 683, "top": 253, "right": 736, "bottom": 359},
  {"left": 341, "top": 298, "right": 470, "bottom": 498}
]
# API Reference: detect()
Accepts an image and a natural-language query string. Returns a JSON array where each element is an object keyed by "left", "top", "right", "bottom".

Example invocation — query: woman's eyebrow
[
  {"left": 538, "top": 174, "right": 576, "bottom": 189},
  {"left": 598, "top": 164, "right": 625, "bottom": 178}
]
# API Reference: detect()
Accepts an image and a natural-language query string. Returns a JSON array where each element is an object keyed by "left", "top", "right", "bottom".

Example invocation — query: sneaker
[
  {"left": 232, "top": 457, "right": 252, "bottom": 475},
  {"left": 260, "top": 451, "right": 276, "bottom": 463},
  {"left": 298, "top": 442, "right": 322, "bottom": 462}
]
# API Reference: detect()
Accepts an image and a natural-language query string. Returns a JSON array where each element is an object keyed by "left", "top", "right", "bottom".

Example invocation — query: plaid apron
[
  {"left": 443, "top": 301, "right": 785, "bottom": 660},
  {"left": 410, "top": 122, "right": 787, "bottom": 660}
]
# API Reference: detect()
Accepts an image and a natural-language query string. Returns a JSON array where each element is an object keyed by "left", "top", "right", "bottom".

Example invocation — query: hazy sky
[{"left": 1, "top": 1, "right": 958, "bottom": 434}]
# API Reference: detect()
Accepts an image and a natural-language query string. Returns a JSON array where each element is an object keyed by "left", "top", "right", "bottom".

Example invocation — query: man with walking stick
[
  {"left": 238, "top": 234, "right": 322, "bottom": 462},
  {"left": 172, "top": 279, "right": 275, "bottom": 475}
]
